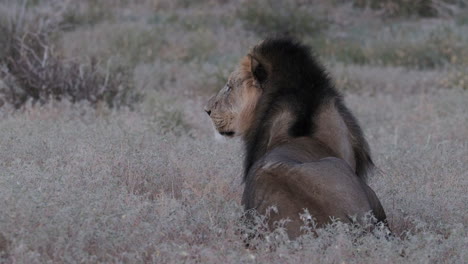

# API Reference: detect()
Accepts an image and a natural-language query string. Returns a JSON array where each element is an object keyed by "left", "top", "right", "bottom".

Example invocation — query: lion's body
[
  {"left": 205, "top": 37, "right": 387, "bottom": 239},
  {"left": 244, "top": 137, "right": 386, "bottom": 238}
]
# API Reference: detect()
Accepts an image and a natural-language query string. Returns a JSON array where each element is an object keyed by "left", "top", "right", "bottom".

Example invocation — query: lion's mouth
[{"left": 219, "top": 131, "right": 235, "bottom": 137}]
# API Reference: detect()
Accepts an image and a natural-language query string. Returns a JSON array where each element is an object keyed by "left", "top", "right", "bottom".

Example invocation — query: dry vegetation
[{"left": 0, "top": 0, "right": 467, "bottom": 263}]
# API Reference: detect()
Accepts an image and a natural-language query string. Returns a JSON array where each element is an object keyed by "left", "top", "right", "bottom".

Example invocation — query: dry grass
[{"left": 0, "top": 0, "right": 467, "bottom": 263}]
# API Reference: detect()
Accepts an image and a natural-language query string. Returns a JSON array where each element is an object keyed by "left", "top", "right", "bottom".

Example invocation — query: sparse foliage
[
  {"left": 0, "top": 3, "right": 139, "bottom": 109},
  {"left": 353, "top": 0, "right": 466, "bottom": 17},
  {"left": 237, "top": 0, "right": 327, "bottom": 37}
]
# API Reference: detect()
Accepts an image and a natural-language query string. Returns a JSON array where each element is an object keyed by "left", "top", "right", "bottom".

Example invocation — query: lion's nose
[{"left": 204, "top": 106, "right": 212, "bottom": 116}]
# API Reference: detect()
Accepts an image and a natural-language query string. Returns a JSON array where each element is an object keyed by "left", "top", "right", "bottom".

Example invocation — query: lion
[{"left": 204, "top": 37, "right": 387, "bottom": 239}]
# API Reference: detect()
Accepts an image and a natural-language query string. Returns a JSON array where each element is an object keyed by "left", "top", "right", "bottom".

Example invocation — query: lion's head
[
  {"left": 205, "top": 37, "right": 375, "bottom": 182},
  {"left": 204, "top": 56, "right": 265, "bottom": 138}
]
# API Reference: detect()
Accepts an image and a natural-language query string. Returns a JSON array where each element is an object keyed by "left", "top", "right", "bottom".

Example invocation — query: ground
[{"left": 0, "top": 0, "right": 467, "bottom": 263}]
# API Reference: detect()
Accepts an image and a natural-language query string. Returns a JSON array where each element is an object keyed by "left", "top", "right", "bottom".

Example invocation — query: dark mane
[
  {"left": 243, "top": 37, "right": 374, "bottom": 182},
  {"left": 335, "top": 97, "right": 375, "bottom": 181}
]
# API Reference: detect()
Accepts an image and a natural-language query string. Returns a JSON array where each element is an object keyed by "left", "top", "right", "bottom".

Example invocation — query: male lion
[{"left": 204, "top": 37, "right": 387, "bottom": 239}]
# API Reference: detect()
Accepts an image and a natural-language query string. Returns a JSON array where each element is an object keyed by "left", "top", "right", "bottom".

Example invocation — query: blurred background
[
  {"left": 0, "top": 0, "right": 467, "bottom": 263},
  {"left": 1, "top": 0, "right": 467, "bottom": 110}
]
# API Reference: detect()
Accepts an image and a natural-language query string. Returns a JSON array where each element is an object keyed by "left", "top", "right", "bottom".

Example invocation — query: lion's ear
[{"left": 250, "top": 55, "right": 267, "bottom": 83}]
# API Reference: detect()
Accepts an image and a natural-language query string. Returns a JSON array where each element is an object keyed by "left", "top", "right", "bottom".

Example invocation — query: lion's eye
[{"left": 226, "top": 85, "right": 232, "bottom": 92}]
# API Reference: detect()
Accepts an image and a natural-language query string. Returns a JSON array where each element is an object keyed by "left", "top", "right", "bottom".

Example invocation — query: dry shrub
[
  {"left": 0, "top": 6, "right": 139, "bottom": 109},
  {"left": 439, "top": 68, "right": 468, "bottom": 90},
  {"left": 60, "top": 0, "right": 114, "bottom": 30},
  {"left": 353, "top": 0, "right": 466, "bottom": 17},
  {"left": 311, "top": 24, "right": 468, "bottom": 69},
  {"left": 153, "top": 0, "right": 228, "bottom": 10},
  {"left": 237, "top": 0, "right": 327, "bottom": 37}
]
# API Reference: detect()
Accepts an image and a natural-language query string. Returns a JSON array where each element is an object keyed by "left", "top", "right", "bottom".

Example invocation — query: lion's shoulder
[{"left": 247, "top": 138, "right": 339, "bottom": 186}]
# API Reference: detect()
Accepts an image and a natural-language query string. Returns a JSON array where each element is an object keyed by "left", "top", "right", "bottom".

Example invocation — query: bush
[
  {"left": 0, "top": 15, "right": 139, "bottom": 109},
  {"left": 353, "top": 0, "right": 466, "bottom": 17},
  {"left": 60, "top": 0, "right": 113, "bottom": 30},
  {"left": 237, "top": 0, "right": 327, "bottom": 37},
  {"left": 440, "top": 68, "right": 468, "bottom": 90},
  {"left": 310, "top": 25, "right": 468, "bottom": 69}
]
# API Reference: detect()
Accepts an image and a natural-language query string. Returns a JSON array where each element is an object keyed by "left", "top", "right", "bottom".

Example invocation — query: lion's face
[{"left": 204, "top": 56, "right": 262, "bottom": 138}]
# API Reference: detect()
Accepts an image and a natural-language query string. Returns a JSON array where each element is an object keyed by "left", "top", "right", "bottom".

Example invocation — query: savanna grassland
[{"left": 0, "top": 0, "right": 467, "bottom": 263}]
